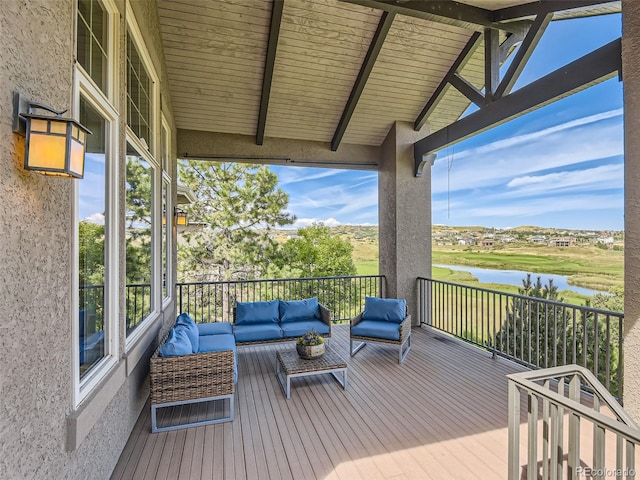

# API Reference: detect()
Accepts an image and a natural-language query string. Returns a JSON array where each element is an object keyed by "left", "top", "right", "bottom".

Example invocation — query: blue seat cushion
[
  {"left": 233, "top": 322, "right": 283, "bottom": 343},
  {"left": 362, "top": 297, "right": 406, "bottom": 323},
  {"left": 198, "top": 322, "right": 233, "bottom": 336},
  {"left": 197, "top": 334, "right": 238, "bottom": 384},
  {"left": 175, "top": 312, "right": 199, "bottom": 353},
  {"left": 351, "top": 319, "right": 400, "bottom": 341},
  {"left": 281, "top": 319, "right": 330, "bottom": 338},
  {"left": 159, "top": 327, "right": 193, "bottom": 357},
  {"left": 235, "top": 300, "right": 280, "bottom": 325},
  {"left": 279, "top": 297, "right": 320, "bottom": 323},
  {"left": 198, "top": 333, "right": 237, "bottom": 354}
]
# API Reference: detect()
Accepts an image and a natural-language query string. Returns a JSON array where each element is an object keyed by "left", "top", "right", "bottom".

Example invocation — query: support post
[{"left": 379, "top": 122, "right": 431, "bottom": 323}]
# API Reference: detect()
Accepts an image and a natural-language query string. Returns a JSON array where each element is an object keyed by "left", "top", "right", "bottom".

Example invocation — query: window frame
[
  {"left": 72, "top": 0, "right": 119, "bottom": 408},
  {"left": 161, "top": 116, "right": 172, "bottom": 308},
  {"left": 124, "top": 3, "right": 162, "bottom": 349}
]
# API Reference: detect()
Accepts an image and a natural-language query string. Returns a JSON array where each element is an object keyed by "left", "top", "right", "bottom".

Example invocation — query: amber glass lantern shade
[
  {"left": 175, "top": 208, "right": 188, "bottom": 226},
  {"left": 13, "top": 93, "right": 91, "bottom": 179},
  {"left": 23, "top": 114, "right": 90, "bottom": 178}
]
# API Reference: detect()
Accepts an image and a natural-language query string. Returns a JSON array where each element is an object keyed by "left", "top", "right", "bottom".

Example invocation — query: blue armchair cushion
[
  {"left": 198, "top": 334, "right": 238, "bottom": 384},
  {"left": 159, "top": 327, "right": 193, "bottom": 357},
  {"left": 351, "top": 319, "right": 400, "bottom": 341},
  {"left": 279, "top": 297, "right": 320, "bottom": 323},
  {"left": 233, "top": 322, "right": 283, "bottom": 343},
  {"left": 362, "top": 297, "right": 406, "bottom": 323},
  {"left": 235, "top": 300, "right": 280, "bottom": 325},
  {"left": 175, "top": 312, "right": 199, "bottom": 353},
  {"left": 197, "top": 322, "right": 233, "bottom": 336},
  {"left": 281, "top": 319, "right": 330, "bottom": 338}
]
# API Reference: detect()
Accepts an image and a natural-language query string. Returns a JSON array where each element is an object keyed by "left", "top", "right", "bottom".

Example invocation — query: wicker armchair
[
  {"left": 150, "top": 332, "right": 235, "bottom": 433},
  {"left": 350, "top": 297, "right": 412, "bottom": 363}
]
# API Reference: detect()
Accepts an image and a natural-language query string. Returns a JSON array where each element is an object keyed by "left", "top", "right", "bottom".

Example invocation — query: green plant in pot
[{"left": 296, "top": 330, "right": 325, "bottom": 359}]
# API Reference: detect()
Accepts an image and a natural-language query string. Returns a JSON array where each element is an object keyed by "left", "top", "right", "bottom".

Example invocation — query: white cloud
[
  {"left": 432, "top": 118, "right": 623, "bottom": 195},
  {"left": 84, "top": 212, "right": 105, "bottom": 225},
  {"left": 463, "top": 193, "right": 622, "bottom": 218},
  {"left": 505, "top": 164, "right": 623, "bottom": 195},
  {"left": 291, "top": 217, "right": 342, "bottom": 228},
  {"left": 276, "top": 167, "right": 344, "bottom": 186},
  {"left": 452, "top": 108, "right": 623, "bottom": 161}
]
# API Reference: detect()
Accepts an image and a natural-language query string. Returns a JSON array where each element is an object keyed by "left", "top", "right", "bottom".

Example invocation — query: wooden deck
[{"left": 111, "top": 324, "right": 528, "bottom": 480}]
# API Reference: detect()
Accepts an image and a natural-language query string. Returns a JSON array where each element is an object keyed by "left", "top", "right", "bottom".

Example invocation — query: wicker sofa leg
[
  {"left": 399, "top": 334, "right": 411, "bottom": 364},
  {"left": 151, "top": 394, "right": 235, "bottom": 433}
]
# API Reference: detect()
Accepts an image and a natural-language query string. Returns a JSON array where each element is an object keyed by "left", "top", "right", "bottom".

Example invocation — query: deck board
[{"left": 112, "top": 325, "right": 531, "bottom": 480}]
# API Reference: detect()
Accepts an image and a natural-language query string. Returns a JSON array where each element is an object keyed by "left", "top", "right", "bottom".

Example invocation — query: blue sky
[{"left": 273, "top": 13, "right": 623, "bottom": 231}]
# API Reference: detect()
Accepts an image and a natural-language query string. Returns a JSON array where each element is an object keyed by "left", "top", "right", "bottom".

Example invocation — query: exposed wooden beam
[
  {"left": 449, "top": 73, "right": 484, "bottom": 107},
  {"left": 414, "top": 31, "right": 482, "bottom": 131},
  {"left": 492, "top": 0, "right": 619, "bottom": 22},
  {"left": 338, "top": 0, "right": 530, "bottom": 33},
  {"left": 256, "top": 0, "right": 284, "bottom": 146},
  {"left": 494, "top": 12, "right": 553, "bottom": 99},
  {"left": 414, "top": 38, "right": 621, "bottom": 176},
  {"left": 484, "top": 28, "right": 500, "bottom": 103},
  {"left": 331, "top": 11, "right": 395, "bottom": 151}
]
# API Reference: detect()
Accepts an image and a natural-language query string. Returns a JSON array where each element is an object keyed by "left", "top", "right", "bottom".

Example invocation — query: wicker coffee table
[{"left": 276, "top": 348, "right": 347, "bottom": 399}]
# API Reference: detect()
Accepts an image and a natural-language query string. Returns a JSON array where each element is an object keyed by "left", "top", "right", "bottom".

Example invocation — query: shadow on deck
[{"left": 111, "top": 324, "right": 527, "bottom": 480}]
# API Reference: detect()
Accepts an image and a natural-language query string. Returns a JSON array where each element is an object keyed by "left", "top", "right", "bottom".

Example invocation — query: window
[
  {"left": 77, "top": 0, "right": 108, "bottom": 93},
  {"left": 78, "top": 98, "right": 107, "bottom": 379},
  {"left": 127, "top": 31, "right": 152, "bottom": 148},
  {"left": 74, "top": 0, "right": 118, "bottom": 406},
  {"left": 125, "top": 142, "right": 154, "bottom": 335},
  {"left": 124, "top": 9, "right": 161, "bottom": 344}
]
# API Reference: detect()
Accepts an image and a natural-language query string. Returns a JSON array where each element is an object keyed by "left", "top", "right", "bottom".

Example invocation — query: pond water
[{"left": 434, "top": 264, "right": 605, "bottom": 296}]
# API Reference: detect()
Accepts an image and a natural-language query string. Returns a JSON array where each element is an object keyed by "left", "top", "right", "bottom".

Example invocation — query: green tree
[
  {"left": 574, "top": 288, "right": 623, "bottom": 396},
  {"left": 495, "top": 274, "right": 566, "bottom": 368},
  {"left": 125, "top": 155, "right": 153, "bottom": 329},
  {"left": 178, "top": 161, "right": 295, "bottom": 282},
  {"left": 279, "top": 223, "right": 357, "bottom": 277},
  {"left": 273, "top": 223, "right": 359, "bottom": 318},
  {"left": 79, "top": 221, "right": 105, "bottom": 286}
]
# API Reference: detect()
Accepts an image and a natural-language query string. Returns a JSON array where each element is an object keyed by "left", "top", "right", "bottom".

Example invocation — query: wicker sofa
[
  {"left": 150, "top": 298, "right": 331, "bottom": 432},
  {"left": 150, "top": 315, "right": 236, "bottom": 433},
  {"left": 232, "top": 298, "right": 332, "bottom": 345}
]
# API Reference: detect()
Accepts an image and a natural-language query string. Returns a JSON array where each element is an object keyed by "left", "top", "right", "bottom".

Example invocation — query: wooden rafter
[
  {"left": 414, "top": 39, "right": 622, "bottom": 176},
  {"left": 256, "top": 0, "right": 284, "bottom": 146}
]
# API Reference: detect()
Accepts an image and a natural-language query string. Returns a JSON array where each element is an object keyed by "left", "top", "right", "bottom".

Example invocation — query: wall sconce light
[
  {"left": 175, "top": 207, "right": 188, "bottom": 226},
  {"left": 12, "top": 92, "right": 91, "bottom": 178}
]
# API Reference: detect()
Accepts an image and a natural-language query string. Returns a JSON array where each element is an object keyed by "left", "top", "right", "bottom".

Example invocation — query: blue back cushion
[
  {"left": 362, "top": 297, "right": 406, "bottom": 323},
  {"left": 175, "top": 312, "right": 199, "bottom": 353},
  {"left": 279, "top": 297, "right": 320, "bottom": 323},
  {"left": 235, "top": 300, "right": 280, "bottom": 325},
  {"left": 159, "top": 327, "right": 192, "bottom": 357},
  {"left": 197, "top": 322, "right": 233, "bottom": 336}
]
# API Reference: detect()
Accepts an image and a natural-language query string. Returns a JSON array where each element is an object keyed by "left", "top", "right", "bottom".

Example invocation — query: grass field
[
  {"left": 275, "top": 225, "right": 623, "bottom": 296},
  {"left": 343, "top": 226, "right": 623, "bottom": 296}
]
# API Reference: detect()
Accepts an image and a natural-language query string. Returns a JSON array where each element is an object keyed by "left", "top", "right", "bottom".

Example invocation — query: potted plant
[{"left": 296, "top": 330, "right": 325, "bottom": 359}]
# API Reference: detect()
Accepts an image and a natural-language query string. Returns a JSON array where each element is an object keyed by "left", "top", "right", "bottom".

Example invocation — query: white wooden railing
[{"left": 508, "top": 365, "right": 640, "bottom": 480}]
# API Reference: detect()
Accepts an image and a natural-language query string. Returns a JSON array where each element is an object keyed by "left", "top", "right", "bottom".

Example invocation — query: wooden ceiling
[{"left": 157, "top": 0, "right": 620, "bottom": 151}]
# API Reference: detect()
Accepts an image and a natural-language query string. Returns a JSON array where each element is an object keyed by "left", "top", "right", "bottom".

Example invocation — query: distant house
[
  {"left": 597, "top": 236, "right": 615, "bottom": 245},
  {"left": 530, "top": 235, "right": 547, "bottom": 243},
  {"left": 481, "top": 238, "right": 495, "bottom": 247},
  {"left": 549, "top": 237, "right": 575, "bottom": 247}
]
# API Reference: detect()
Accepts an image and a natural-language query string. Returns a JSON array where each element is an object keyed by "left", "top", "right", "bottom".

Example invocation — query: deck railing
[
  {"left": 507, "top": 365, "right": 639, "bottom": 480},
  {"left": 176, "top": 275, "right": 386, "bottom": 323},
  {"left": 417, "top": 277, "right": 624, "bottom": 398}
]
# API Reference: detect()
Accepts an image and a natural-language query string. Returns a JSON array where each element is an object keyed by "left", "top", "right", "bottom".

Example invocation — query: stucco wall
[
  {"left": 623, "top": 0, "right": 640, "bottom": 420},
  {"left": 379, "top": 122, "right": 432, "bottom": 322},
  {"left": 0, "top": 1, "right": 177, "bottom": 478}
]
